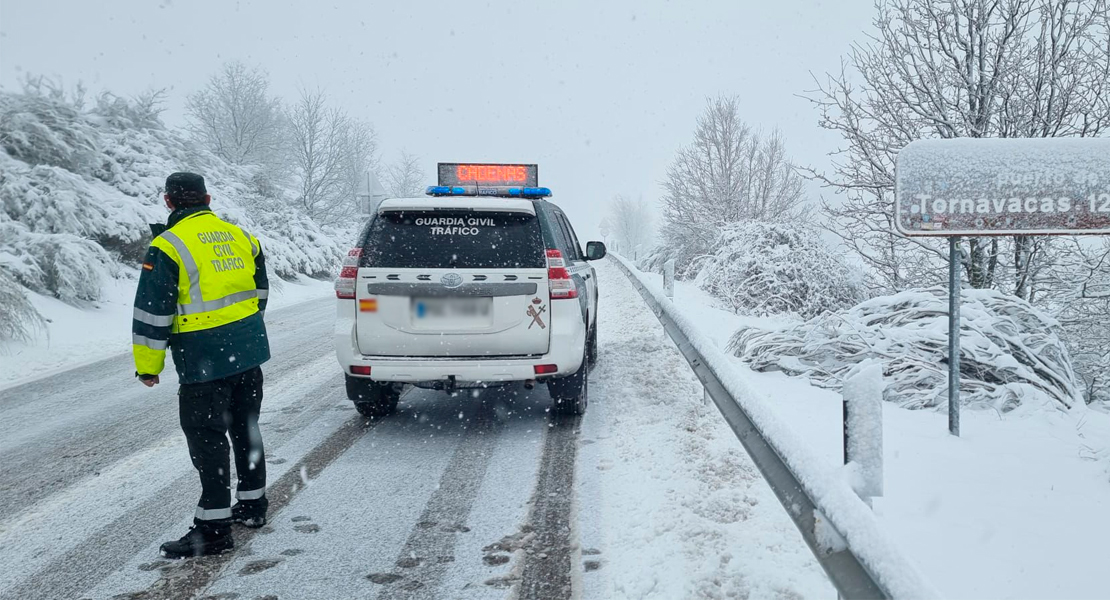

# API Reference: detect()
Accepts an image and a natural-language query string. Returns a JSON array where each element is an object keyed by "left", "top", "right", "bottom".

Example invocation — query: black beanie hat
[{"left": 165, "top": 172, "right": 207, "bottom": 204}]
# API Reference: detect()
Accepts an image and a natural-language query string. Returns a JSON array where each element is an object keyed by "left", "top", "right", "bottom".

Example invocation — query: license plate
[{"left": 412, "top": 297, "right": 492, "bottom": 323}]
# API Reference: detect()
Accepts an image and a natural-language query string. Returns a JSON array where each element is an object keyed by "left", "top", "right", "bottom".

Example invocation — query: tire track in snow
[
  {"left": 374, "top": 403, "right": 504, "bottom": 599},
  {"left": 516, "top": 413, "right": 581, "bottom": 600}
]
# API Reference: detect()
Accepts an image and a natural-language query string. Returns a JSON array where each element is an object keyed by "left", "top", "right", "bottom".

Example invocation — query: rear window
[{"left": 361, "top": 210, "right": 545, "bottom": 269}]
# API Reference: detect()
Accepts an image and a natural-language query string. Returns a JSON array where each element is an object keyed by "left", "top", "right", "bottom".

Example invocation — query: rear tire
[
  {"left": 345, "top": 375, "right": 400, "bottom": 418},
  {"left": 548, "top": 351, "right": 588, "bottom": 416}
]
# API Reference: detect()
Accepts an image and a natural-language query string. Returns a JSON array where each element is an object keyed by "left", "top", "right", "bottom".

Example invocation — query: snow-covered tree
[
  {"left": 289, "top": 87, "right": 378, "bottom": 224},
  {"left": 605, "top": 194, "right": 654, "bottom": 256},
  {"left": 185, "top": 62, "right": 287, "bottom": 169},
  {"left": 659, "top": 96, "right": 807, "bottom": 272},
  {"left": 382, "top": 150, "right": 425, "bottom": 198},
  {"left": 1045, "top": 238, "right": 1110, "bottom": 404},
  {"left": 0, "top": 79, "right": 98, "bottom": 174},
  {"left": 806, "top": 0, "right": 1110, "bottom": 295}
]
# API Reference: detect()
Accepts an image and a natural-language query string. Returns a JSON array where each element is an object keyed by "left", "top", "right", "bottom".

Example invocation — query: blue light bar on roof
[{"left": 426, "top": 185, "right": 552, "bottom": 199}]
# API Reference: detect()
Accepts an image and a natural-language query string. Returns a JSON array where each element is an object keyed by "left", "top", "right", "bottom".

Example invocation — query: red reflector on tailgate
[
  {"left": 350, "top": 366, "right": 372, "bottom": 376},
  {"left": 533, "top": 364, "right": 558, "bottom": 375}
]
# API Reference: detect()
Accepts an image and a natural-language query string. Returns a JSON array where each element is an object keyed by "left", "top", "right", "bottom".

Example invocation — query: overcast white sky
[{"left": 0, "top": 0, "right": 875, "bottom": 241}]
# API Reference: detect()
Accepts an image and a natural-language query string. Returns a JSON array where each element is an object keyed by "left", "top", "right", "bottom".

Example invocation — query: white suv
[{"left": 335, "top": 180, "right": 606, "bottom": 417}]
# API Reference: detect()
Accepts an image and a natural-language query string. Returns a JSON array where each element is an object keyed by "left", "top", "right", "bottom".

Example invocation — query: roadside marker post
[{"left": 663, "top": 259, "right": 675, "bottom": 299}]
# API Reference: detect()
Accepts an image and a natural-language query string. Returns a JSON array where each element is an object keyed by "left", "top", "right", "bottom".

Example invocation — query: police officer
[{"left": 133, "top": 172, "right": 271, "bottom": 559}]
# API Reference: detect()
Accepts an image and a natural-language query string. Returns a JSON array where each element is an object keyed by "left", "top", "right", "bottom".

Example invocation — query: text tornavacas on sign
[{"left": 911, "top": 169, "right": 1109, "bottom": 217}]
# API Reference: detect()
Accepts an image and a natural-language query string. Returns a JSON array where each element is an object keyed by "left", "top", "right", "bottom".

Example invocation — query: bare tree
[
  {"left": 659, "top": 96, "right": 807, "bottom": 269},
  {"left": 289, "top": 87, "right": 377, "bottom": 223},
  {"left": 185, "top": 62, "right": 286, "bottom": 168},
  {"left": 383, "top": 151, "right": 426, "bottom": 197},
  {"left": 606, "top": 194, "right": 654, "bottom": 256},
  {"left": 807, "top": 0, "right": 1110, "bottom": 295},
  {"left": 1045, "top": 238, "right": 1110, "bottom": 403}
]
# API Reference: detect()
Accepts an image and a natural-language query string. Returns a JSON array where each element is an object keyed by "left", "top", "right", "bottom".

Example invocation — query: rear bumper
[
  {"left": 342, "top": 355, "right": 575, "bottom": 384},
  {"left": 335, "top": 299, "right": 586, "bottom": 384}
]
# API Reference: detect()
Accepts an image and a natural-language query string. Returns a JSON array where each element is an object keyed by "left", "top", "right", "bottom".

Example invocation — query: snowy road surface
[{"left": 0, "top": 259, "right": 828, "bottom": 600}]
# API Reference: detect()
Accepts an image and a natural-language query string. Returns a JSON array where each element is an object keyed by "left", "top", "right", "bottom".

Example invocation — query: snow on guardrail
[{"left": 610, "top": 253, "right": 938, "bottom": 600}]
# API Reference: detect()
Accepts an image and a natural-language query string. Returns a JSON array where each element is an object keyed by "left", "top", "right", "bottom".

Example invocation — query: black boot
[
  {"left": 231, "top": 497, "right": 269, "bottom": 528},
  {"left": 159, "top": 519, "right": 233, "bottom": 559}
]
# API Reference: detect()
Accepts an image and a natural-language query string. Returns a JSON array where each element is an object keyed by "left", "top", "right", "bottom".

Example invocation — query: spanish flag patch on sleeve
[{"left": 142, "top": 263, "right": 154, "bottom": 271}]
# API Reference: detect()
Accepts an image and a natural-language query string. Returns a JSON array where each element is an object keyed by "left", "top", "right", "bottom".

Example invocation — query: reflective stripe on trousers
[
  {"left": 195, "top": 506, "right": 232, "bottom": 521},
  {"left": 236, "top": 487, "right": 266, "bottom": 500}
]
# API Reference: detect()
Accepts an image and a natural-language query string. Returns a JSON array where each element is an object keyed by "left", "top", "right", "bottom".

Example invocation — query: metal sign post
[
  {"left": 896, "top": 138, "right": 1110, "bottom": 436},
  {"left": 947, "top": 237, "right": 961, "bottom": 437}
]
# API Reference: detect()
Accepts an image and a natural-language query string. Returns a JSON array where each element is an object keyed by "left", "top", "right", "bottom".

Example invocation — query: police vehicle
[{"left": 335, "top": 163, "right": 606, "bottom": 417}]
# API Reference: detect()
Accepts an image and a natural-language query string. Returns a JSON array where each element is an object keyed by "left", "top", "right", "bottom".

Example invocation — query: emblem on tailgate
[
  {"left": 527, "top": 303, "right": 547, "bottom": 329},
  {"left": 440, "top": 273, "right": 463, "bottom": 288}
]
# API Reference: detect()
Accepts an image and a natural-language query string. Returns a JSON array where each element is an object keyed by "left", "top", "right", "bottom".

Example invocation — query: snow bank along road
[{"left": 0, "top": 259, "right": 827, "bottom": 600}]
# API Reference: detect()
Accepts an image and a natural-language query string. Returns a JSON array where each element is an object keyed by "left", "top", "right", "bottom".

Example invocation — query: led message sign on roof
[{"left": 438, "top": 163, "right": 539, "bottom": 187}]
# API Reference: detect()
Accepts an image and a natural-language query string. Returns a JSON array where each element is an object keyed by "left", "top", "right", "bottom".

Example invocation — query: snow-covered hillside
[{"left": 0, "top": 87, "right": 347, "bottom": 342}]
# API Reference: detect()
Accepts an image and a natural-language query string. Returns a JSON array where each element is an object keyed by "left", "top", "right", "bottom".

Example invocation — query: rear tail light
[
  {"left": 335, "top": 248, "right": 362, "bottom": 299},
  {"left": 546, "top": 249, "right": 577, "bottom": 300},
  {"left": 350, "top": 365, "right": 372, "bottom": 376},
  {"left": 534, "top": 364, "right": 558, "bottom": 375}
]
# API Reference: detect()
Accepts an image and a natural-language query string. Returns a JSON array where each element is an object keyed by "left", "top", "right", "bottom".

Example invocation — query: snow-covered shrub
[
  {"left": 0, "top": 217, "right": 113, "bottom": 303},
  {"left": 695, "top": 222, "right": 867, "bottom": 319},
  {"left": 0, "top": 266, "right": 44, "bottom": 342},
  {"left": 250, "top": 210, "right": 344, "bottom": 279},
  {"left": 727, "top": 287, "right": 1082, "bottom": 412},
  {"left": 30, "top": 235, "right": 113, "bottom": 303},
  {"left": 637, "top": 244, "right": 707, "bottom": 280},
  {"left": 0, "top": 91, "right": 98, "bottom": 173}
]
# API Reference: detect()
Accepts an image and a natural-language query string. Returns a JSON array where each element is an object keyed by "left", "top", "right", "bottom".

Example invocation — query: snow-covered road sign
[{"left": 896, "top": 138, "right": 1110, "bottom": 236}]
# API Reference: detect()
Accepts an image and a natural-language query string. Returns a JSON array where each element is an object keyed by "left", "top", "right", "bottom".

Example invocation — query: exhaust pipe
[{"left": 524, "top": 379, "right": 536, "bottom": 390}]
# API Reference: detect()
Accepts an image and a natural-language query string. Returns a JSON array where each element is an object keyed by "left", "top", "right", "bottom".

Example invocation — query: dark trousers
[{"left": 178, "top": 366, "right": 266, "bottom": 521}]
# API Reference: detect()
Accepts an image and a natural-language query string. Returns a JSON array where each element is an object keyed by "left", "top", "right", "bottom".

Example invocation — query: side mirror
[{"left": 586, "top": 241, "right": 607, "bottom": 260}]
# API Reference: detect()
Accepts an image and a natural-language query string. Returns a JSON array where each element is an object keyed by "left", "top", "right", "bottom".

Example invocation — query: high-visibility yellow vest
[{"left": 152, "top": 212, "right": 263, "bottom": 333}]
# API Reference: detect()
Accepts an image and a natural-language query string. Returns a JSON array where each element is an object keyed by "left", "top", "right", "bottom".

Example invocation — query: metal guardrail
[{"left": 610, "top": 255, "right": 892, "bottom": 599}]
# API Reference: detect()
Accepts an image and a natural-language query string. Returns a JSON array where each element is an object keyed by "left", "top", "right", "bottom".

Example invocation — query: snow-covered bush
[
  {"left": 695, "top": 222, "right": 867, "bottom": 319},
  {"left": 0, "top": 267, "right": 44, "bottom": 342},
  {"left": 0, "top": 217, "right": 114, "bottom": 303},
  {"left": 30, "top": 235, "right": 113, "bottom": 303},
  {"left": 637, "top": 244, "right": 706, "bottom": 280},
  {"left": 727, "top": 287, "right": 1082, "bottom": 412}
]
